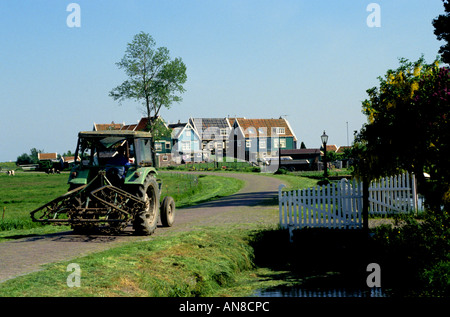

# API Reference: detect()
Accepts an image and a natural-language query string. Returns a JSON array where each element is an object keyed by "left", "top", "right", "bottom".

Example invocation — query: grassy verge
[
  {"left": 268, "top": 173, "right": 319, "bottom": 191},
  {"left": 162, "top": 174, "right": 245, "bottom": 208},
  {"left": 0, "top": 227, "right": 269, "bottom": 297}
]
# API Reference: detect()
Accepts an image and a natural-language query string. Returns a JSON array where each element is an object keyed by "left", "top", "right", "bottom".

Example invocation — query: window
[
  {"left": 185, "top": 129, "right": 191, "bottom": 137},
  {"left": 259, "top": 139, "right": 266, "bottom": 148},
  {"left": 182, "top": 141, "right": 191, "bottom": 151},
  {"left": 162, "top": 155, "right": 169, "bottom": 161},
  {"left": 275, "top": 127, "right": 285, "bottom": 134},
  {"left": 155, "top": 143, "right": 162, "bottom": 151},
  {"left": 135, "top": 138, "right": 153, "bottom": 166},
  {"left": 273, "top": 138, "right": 279, "bottom": 149},
  {"left": 165, "top": 142, "right": 171, "bottom": 149},
  {"left": 220, "top": 128, "right": 228, "bottom": 136},
  {"left": 280, "top": 139, "right": 286, "bottom": 148},
  {"left": 246, "top": 140, "right": 252, "bottom": 148}
]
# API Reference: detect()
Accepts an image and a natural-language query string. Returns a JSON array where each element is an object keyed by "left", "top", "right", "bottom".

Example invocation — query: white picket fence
[
  {"left": 368, "top": 172, "right": 418, "bottom": 215},
  {"left": 279, "top": 172, "right": 418, "bottom": 234}
]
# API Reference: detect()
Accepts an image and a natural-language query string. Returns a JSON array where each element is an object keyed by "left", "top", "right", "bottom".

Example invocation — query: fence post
[
  {"left": 412, "top": 173, "right": 418, "bottom": 214},
  {"left": 363, "top": 176, "right": 370, "bottom": 235},
  {"left": 278, "top": 184, "right": 286, "bottom": 228}
]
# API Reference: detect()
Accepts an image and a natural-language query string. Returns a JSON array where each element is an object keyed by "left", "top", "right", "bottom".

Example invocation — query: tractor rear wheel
[
  {"left": 133, "top": 174, "right": 160, "bottom": 235},
  {"left": 160, "top": 196, "right": 175, "bottom": 227}
]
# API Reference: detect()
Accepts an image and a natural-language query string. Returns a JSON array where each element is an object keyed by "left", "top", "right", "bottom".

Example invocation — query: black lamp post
[{"left": 321, "top": 131, "right": 328, "bottom": 178}]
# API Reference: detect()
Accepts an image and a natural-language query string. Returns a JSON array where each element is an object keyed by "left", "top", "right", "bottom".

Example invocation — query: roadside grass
[
  {"left": 160, "top": 173, "right": 245, "bottom": 208},
  {"left": 0, "top": 227, "right": 270, "bottom": 297},
  {"left": 269, "top": 173, "right": 319, "bottom": 191},
  {"left": 256, "top": 173, "right": 320, "bottom": 206},
  {"left": 0, "top": 172, "right": 245, "bottom": 241}
]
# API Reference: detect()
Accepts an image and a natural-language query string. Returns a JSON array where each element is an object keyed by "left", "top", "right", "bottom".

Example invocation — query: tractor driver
[{"left": 106, "top": 144, "right": 131, "bottom": 181}]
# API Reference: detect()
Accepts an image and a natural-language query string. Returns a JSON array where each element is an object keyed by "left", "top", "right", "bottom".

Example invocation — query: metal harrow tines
[
  {"left": 90, "top": 185, "right": 145, "bottom": 218},
  {"left": 30, "top": 185, "right": 86, "bottom": 223}
]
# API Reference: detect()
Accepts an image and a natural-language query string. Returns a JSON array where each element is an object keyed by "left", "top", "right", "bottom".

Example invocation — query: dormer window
[{"left": 275, "top": 127, "right": 285, "bottom": 134}]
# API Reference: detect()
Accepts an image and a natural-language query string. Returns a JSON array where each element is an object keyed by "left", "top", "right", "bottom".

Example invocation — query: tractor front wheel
[{"left": 133, "top": 174, "right": 160, "bottom": 235}]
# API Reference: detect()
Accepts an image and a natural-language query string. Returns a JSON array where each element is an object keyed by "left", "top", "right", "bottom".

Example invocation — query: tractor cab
[{"left": 69, "top": 131, "right": 156, "bottom": 189}]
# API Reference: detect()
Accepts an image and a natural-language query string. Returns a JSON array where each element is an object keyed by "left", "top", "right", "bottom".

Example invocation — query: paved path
[{"left": 0, "top": 173, "right": 284, "bottom": 283}]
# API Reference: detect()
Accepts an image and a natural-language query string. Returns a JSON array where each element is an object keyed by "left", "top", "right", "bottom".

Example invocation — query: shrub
[{"left": 370, "top": 211, "right": 450, "bottom": 296}]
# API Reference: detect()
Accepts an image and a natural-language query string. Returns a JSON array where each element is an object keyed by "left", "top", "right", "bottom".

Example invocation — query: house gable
[{"left": 189, "top": 117, "right": 231, "bottom": 140}]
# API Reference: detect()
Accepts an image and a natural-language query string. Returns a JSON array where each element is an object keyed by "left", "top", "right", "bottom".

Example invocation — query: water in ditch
[{"left": 253, "top": 285, "right": 388, "bottom": 297}]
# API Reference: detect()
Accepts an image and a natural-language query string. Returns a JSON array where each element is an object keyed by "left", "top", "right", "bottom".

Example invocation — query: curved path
[{"left": 0, "top": 173, "right": 284, "bottom": 283}]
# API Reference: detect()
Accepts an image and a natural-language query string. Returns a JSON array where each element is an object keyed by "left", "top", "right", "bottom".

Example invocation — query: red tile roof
[
  {"left": 233, "top": 118, "right": 297, "bottom": 140},
  {"left": 38, "top": 153, "right": 58, "bottom": 160},
  {"left": 326, "top": 145, "right": 338, "bottom": 152},
  {"left": 93, "top": 122, "right": 123, "bottom": 131}
]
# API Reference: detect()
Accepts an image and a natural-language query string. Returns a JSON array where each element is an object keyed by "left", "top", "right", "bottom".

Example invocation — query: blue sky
[{"left": 0, "top": 0, "right": 445, "bottom": 162}]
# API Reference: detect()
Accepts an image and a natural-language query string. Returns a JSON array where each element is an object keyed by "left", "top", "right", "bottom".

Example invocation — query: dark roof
[
  {"left": 190, "top": 118, "right": 230, "bottom": 131},
  {"left": 167, "top": 122, "right": 187, "bottom": 129},
  {"left": 280, "top": 149, "right": 321, "bottom": 155}
]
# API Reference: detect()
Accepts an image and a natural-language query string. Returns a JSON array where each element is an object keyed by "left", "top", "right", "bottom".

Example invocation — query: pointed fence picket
[{"left": 279, "top": 172, "right": 418, "bottom": 235}]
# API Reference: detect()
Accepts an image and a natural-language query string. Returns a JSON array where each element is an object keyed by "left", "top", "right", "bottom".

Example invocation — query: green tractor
[{"left": 31, "top": 130, "right": 175, "bottom": 235}]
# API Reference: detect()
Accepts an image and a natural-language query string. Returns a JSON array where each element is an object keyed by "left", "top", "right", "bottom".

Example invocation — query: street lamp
[{"left": 321, "top": 131, "right": 328, "bottom": 178}]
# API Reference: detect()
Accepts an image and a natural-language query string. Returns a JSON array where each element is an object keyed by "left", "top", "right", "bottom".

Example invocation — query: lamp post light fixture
[{"left": 321, "top": 131, "right": 328, "bottom": 178}]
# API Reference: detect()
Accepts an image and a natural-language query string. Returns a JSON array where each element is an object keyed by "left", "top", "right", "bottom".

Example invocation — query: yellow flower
[
  {"left": 413, "top": 66, "right": 422, "bottom": 77},
  {"left": 411, "top": 82, "right": 419, "bottom": 98},
  {"left": 387, "top": 74, "right": 395, "bottom": 84}
]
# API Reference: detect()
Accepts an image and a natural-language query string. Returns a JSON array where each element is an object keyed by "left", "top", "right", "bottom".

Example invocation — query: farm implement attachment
[{"left": 31, "top": 171, "right": 147, "bottom": 233}]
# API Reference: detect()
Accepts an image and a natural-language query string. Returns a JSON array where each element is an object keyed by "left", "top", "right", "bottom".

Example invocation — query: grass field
[{"left": 0, "top": 172, "right": 244, "bottom": 238}]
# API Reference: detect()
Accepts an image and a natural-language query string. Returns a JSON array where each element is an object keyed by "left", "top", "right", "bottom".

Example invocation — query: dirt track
[{"left": 0, "top": 172, "right": 284, "bottom": 283}]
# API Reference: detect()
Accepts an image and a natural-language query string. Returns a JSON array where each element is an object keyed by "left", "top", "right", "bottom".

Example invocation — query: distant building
[
  {"left": 228, "top": 117, "right": 298, "bottom": 162},
  {"left": 169, "top": 120, "right": 202, "bottom": 163},
  {"left": 189, "top": 117, "right": 232, "bottom": 159}
]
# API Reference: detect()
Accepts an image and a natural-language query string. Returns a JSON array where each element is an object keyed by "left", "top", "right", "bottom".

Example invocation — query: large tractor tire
[
  {"left": 160, "top": 196, "right": 175, "bottom": 227},
  {"left": 133, "top": 174, "right": 160, "bottom": 235}
]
